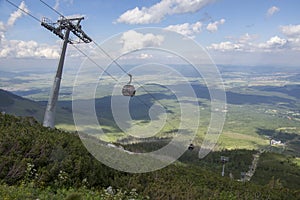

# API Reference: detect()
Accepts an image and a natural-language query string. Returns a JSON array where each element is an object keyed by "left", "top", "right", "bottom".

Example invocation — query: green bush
[{"left": 0, "top": 112, "right": 299, "bottom": 199}]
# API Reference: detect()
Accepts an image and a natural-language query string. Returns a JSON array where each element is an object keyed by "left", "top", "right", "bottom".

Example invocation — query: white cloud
[
  {"left": 0, "top": 21, "right": 6, "bottom": 32},
  {"left": 266, "top": 6, "right": 279, "bottom": 17},
  {"left": 266, "top": 36, "right": 287, "bottom": 47},
  {"left": 238, "top": 33, "right": 258, "bottom": 43},
  {"left": 0, "top": 39, "right": 60, "bottom": 59},
  {"left": 258, "top": 36, "right": 287, "bottom": 50},
  {"left": 206, "top": 18, "right": 225, "bottom": 33},
  {"left": 279, "top": 24, "right": 300, "bottom": 50},
  {"left": 164, "top": 21, "right": 202, "bottom": 38},
  {"left": 54, "top": 0, "right": 60, "bottom": 10},
  {"left": 54, "top": 0, "right": 74, "bottom": 10},
  {"left": 120, "top": 30, "right": 164, "bottom": 53},
  {"left": 0, "top": 1, "right": 28, "bottom": 43},
  {"left": 116, "top": 0, "right": 215, "bottom": 24},
  {"left": 169, "top": 0, "right": 215, "bottom": 14},
  {"left": 7, "top": 1, "right": 28, "bottom": 27},
  {"left": 280, "top": 24, "right": 300, "bottom": 38},
  {"left": 0, "top": 22, "right": 6, "bottom": 43},
  {"left": 65, "top": 14, "right": 86, "bottom": 19},
  {"left": 0, "top": 1, "right": 60, "bottom": 59},
  {"left": 208, "top": 41, "right": 243, "bottom": 52},
  {"left": 139, "top": 53, "right": 153, "bottom": 59},
  {"left": 207, "top": 34, "right": 288, "bottom": 52},
  {"left": 208, "top": 34, "right": 299, "bottom": 67},
  {"left": 160, "top": 18, "right": 225, "bottom": 39}
]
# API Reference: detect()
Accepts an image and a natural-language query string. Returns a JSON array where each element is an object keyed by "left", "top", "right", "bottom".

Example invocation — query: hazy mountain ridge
[{"left": 0, "top": 88, "right": 73, "bottom": 125}]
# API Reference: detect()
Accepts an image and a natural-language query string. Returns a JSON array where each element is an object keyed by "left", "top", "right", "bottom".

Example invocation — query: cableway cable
[
  {"left": 6, "top": 0, "right": 182, "bottom": 136},
  {"left": 39, "top": 0, "right": 174, "bottom": 116}
]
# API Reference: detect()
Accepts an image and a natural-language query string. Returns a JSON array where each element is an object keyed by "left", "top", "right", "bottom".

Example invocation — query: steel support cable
[
  {"left": 6, "top": 0, "right": 41, "bottom": 23},
  {"left": 40, "top": 0, "right": 64, "bottom": 18},
  {"left": 39, "top": 0, "right": 174, "bottom": 118},
  {"left": 72, "top": 43, "right": 179, "bottom": 134},
  {"left": 40, "top": 0, "right": 180, "bottom": 133},
  {"left": 6, "top": 0, "right": 180, "bottom": 135},
  {"left": 92, "top": 40, "right": 174, "bottom": 118},
  {"left": 71, "top": 44, "right": 118, "bottom": 82}
]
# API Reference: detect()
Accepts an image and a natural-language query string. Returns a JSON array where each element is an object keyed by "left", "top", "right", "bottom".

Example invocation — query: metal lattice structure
[
  {"left": 41, "top": 17, "right": 92, "bottom": 43},
  {"left": 42, "top": 16, "right": 91, "bottom": 128}
]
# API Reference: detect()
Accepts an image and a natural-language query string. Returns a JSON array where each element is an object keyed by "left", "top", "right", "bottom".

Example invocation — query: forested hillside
[{"left": 0, "top": 113, "right": 299, "bottom": 199}]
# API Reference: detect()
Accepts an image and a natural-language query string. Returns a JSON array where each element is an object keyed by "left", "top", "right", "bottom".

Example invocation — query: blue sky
[{"left": 1, "top": 0, "right": 300, "bottom": 70}]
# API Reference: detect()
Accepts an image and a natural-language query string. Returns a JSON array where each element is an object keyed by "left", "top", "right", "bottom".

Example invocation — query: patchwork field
[{"left": 1, "top": 66, "right": 299, "bottom": 156}]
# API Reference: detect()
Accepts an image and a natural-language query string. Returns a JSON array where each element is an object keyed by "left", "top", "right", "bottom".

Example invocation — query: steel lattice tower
[{"left": 42, "top": 16, "right": 92, "bottom": 128}]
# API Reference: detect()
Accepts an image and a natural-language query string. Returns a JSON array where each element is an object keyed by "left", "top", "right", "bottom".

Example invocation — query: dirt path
[{"left": 244, "top": 151, "right": 262, "bottom": 181}]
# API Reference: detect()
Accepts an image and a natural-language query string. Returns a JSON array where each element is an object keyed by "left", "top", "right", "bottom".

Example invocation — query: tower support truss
[{"left": 42, "top": 17, "right": 91, "bottom": 128}]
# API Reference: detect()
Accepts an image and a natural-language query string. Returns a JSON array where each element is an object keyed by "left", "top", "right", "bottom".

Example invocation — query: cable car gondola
[
  {"left": 188, "top": 143, "right": 194, "bottom": 151},
  {"left": 122, "top": 74, "right": 136, "bottom": 97}
]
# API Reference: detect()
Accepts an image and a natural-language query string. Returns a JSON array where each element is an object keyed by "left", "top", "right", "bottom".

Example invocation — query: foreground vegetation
[
  {"left": 0, "top": 183, "right": 143, "bottom": 200},
  {"left": 0, "top": 113, "right": 299, "bottom": 199}
]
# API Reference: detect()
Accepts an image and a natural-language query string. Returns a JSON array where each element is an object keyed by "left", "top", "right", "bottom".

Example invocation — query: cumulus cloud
[
  {"left": 165, "top": 18, "right": 224, "bottom": 38},
  {"left": 266, "top": 6, "right": 279, "bottom": 17},
  {"left": 1, "top": 1, "right": 28, "bottom": 42},
  {"left": 0, "top": 1, "right": 28, "bottom": 41},
  {"left": 116, "top": 0, "right": 215, "bottom": 24},
  {"left": 258, "top": 36, "right": 287, "bottom": 50},
  {"left": 280, "top": 24, "right": 300, "bottom": 38},
  {"left": 165, "top": 21, "right": 202, "bottom": 38},
  {"left": 207, "top": 33, "right": 255, "bottom": 52},
  {"left": 206, "top": 18, "right": 225, "bottom": 33},
  {"left": 279, "top": 24, "right": 300, "bottom": 50},
  {"left": 208, "top": 41, "right": 242, "bottom": 52},
  {"left": 120, "top": 30, "right": 164, "bottom": 53},
  {"left": 0, "top": 1, "right": 60, "bottom": 59},
  {"left": 207, "top": 34, "right": 288, "bottom": 52},
  {"left": 0, "top": 40, "right": 60, "bottom": 59}
]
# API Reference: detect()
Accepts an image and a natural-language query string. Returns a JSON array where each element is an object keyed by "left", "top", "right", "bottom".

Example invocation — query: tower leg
[
  {"left": 43, "top": 29, "right": 70, "bottom": 128},
  {"left": 222, "top": 164, "right": 225, "bottom": 176}
]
